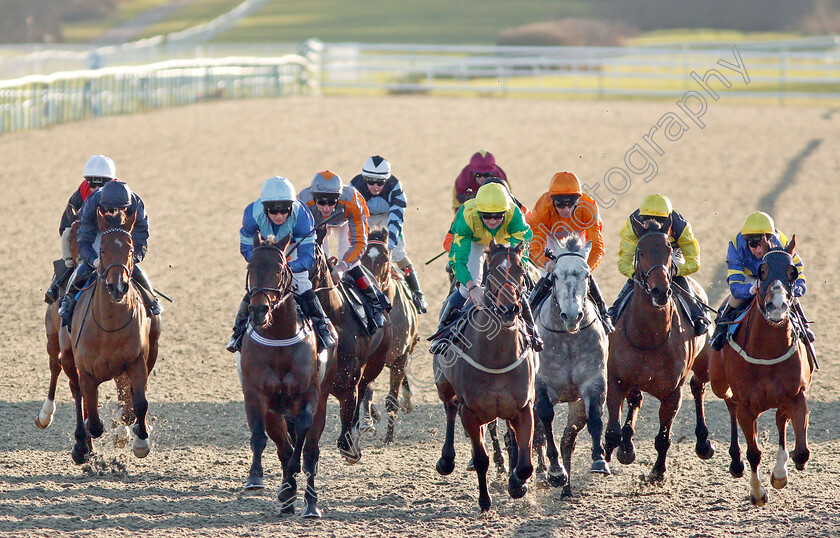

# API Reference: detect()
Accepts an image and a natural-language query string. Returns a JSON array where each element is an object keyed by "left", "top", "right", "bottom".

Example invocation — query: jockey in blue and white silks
[
  {"left": 350, "top": 155, "right": 427, "bottom": 313},
  {"left": 227, "top": 176, "right": 336, "bottom": 352}
]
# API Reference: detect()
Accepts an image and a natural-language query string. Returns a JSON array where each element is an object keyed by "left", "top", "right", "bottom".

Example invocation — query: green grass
[
  {"left": 213, "top": 0, "right": 601, "bottom": 44},
  {"left": 136, "top": 0, "right": 243, "bottom": 39},
  {"left": 62, "top": 0, "right": 174, "bottom": 43},
  {"left": 627, "top": 28, "right": 804, "bottom": 46}
]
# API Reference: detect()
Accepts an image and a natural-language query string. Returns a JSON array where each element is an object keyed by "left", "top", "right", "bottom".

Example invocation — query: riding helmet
[
  {"left": 83, "top": 154, "right": 116, "bottom": 179},
  {"left": 741, "top": 211, "right": 775, "bottom": 236},
  {"left": 362, "top": 155, "right": 391, "bottom": 181},
  {"left": 475, "top": 182, "right": 511, "bottom": 213},
  {"left": 639, "top": 193, "right": 672, "bottom": 218},
  {"left": 99, "top": 181, "right": 132, "bottom": 209}
]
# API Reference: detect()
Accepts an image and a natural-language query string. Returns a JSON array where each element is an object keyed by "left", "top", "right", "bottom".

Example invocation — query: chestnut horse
[
  {"left": 309, "top": 242, "right": 390, "bottom": 463},
  {"left": 38, "top": 217, "right": 135, "bottom": 435},
  {"left": 58, "top": 208, "right": 161, "bottom": 464},
  {"left": 237, "top": 233, "right": 324, "bottom": 518},
  {"left": 708, "top": 237, "right": 811, "bottom": 506},
  {"left": 359, "top": 229, "right": 419, "bottom": 444},
  {"left": 604, "top": 223, "right": 714, "bottom": 483},
  {"left": 434, "top": 241, "right": 537, "bottom": 512}
]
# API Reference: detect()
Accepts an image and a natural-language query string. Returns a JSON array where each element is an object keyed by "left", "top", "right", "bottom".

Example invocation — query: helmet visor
[{"left": 263, "top": 201, "right": 293, "bottom": 215}]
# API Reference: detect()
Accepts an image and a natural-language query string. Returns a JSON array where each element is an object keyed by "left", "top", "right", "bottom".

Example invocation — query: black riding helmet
[{"left": 99, "top": 181, "right": 132, "bottom": 210}]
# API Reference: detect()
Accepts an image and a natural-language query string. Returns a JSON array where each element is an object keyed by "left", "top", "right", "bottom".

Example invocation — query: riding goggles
[
  {"left": 473, "top": 171, "right": 493, "bottom": 179},
  {"left": 746, "top": 233, "right": 772, "bottom": 248},
  {"left": 364, "top": 176, "right": 386, "bottom": 187},
  {"left": 264, "top": 202, "right": 293, "bottom": 215},
  {"left": 315, "top": 196, "right": 339, "bottom": 206},
  {"left": 86, "top": 176, "right": 109, "bottom": 188},
  {"left": 551, "top": 194, "right": 580, "bottom": 208},
  {"left": 479, "top": 211, "right": 506, "bottom": 220}
]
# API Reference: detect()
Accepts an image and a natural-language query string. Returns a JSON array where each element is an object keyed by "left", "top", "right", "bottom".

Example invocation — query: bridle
[
  {"left": 98, "top": 228, "right": 134, "bottom": 282},
  {"left": 246, "top": 244, "right": 294, "bottom": 312},
  {"left": 485, "top": 247, "right": 524, "bottom": 320},
  {"left": 632, "top": 231, "right": 673, "bottom": 296},
  {"left": 366, "top": 239, "right": 391, "bottom": 289},
  {"left": 755, "top": 249, "right": 797, "bottom": 323}
]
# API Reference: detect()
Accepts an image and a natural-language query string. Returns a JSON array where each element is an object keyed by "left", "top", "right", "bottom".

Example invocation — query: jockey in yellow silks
[
  {"left": 430, "top": 182, "right": 542, "bottom": 352},
  {"left": 607, "top": 193, "right": 710, "bottom": 336}
]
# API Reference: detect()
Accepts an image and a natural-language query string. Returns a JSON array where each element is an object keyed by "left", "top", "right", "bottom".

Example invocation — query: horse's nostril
[
  {"left": 560, "top": 312, "right": 568, "bottom": 321},
  {"left": 576, "top": 312, "right": 583, "bottom": 323}
]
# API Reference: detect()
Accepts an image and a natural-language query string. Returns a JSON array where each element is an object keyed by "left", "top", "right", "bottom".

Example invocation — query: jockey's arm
[
  {"left": 387, "top": 180, "right": 407, "bottom": 249},
  {"left": 617, "top": 218, "right": 638, "bottom": 279},
  {"left": 506, "top": 206, "right": 533, "bottom": 261},
  {"left": 451, "top": 183, "right": 462, "bottom": 213},
  {"left": 131, "top": 197, "right": 149, "bottom": 263},
  {"left": 778, "top": 230, "right": 807, "bottom": 296},
  {"left": 726, "top": 235, "right": 754, "bottom": 300},
  {"left": 238, "top": 203, "right": 259, "bottom": 262},
  {"left": 59, "top": 188, "right": 85, "bottom": 236},
  {"left": 448, "top": 210, "right": 476, "bottom": 286},
  {"left": 289, "top": 204, "right": 316, "bottom": 273},
  {"left": 674, "top": 220, "right": 700, "bottom": 276},
  {"left": 77, "top": 195, "right": 99, "bottom": 265},
  {"left": 340, "top": 194, "right": 368, "bottom": 266}
]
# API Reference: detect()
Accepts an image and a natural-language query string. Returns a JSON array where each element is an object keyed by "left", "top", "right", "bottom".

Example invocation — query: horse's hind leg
[
  {"left": 689, "top": 374, "right": 715, "bottom": 460},
  {"left": 724, "top": 398, "right": 745, "bottom": 478},
  {"left": 127, "top": 354, "right": 150, "bottom": 458},
  {"left": 359, "top": 385, "right": 377, "bottom": 435},
  {"left": 487, "top": 420, "right": 508, "bottom": 475},
  {"left": 649, "top": 388, "right": 681, "bottom": 484},
  {"left": 384, "top": 356, "right": 407, "bottom": 444},
  {"left": 534, "top": 381, "right": 566, "bottom": 488},
  {"left": 113, "top": 373, "right": 134, "bottom": 447},
  {"left": 36, "top": 331, "right": 62, "bottom": 429},
  {"left": 736, "top": 406, "right": 767, "bottom": 506},
  {"left": 400, "top": 373, "right": 413, "bottom": 413},
  {"left": 507, "top": 404, "right": 534, "bottom": 500},
  {"left": 243, "top": 390, "right": 270, "bottom": 490},
  {"left": 461, "top": 407, "right": 492, "bottom": 512},
  {"left": 789, "top": 392, "right": 810, "bottom": 472},
  {"left": 302, "top": 382, "right": 330, "bottom": 518},
  {"left": 771, "top": 409, "right": 790, "bottom": 490},
  {"left": 66, "top": 352, "right": 90, "bottom": 465}
]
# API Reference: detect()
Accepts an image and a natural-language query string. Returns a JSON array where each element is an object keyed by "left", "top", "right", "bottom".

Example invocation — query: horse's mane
[
  {"left": 102, "top": 212, "right": 124, "bottom": 227},
  {"left": 556, "top": 233, "right": 584, "bottom": 254},
  {"left": 368, "top": 228, "right": 388, "bottom": 243}
]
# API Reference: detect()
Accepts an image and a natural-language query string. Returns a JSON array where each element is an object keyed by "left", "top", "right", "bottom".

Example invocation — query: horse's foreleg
[
  {"left": 790, "top": 391, "right": 810, "bottom": 471},
  {"left": 400, "top": 372, "right": 413, "bottom": 413},
  {"left": 127, "top": 354, "right": 150, "bottom": 458},
  {"left": 302, "top": 386, "right": 325, "bottom": 519},
  {"left": 649, "top": 389, "right": 681, "bottom": 484},
  {"left": 559, "top": 399, "right": 587, "bottom": 497},
  {"left": 79, "top": 369, "right": 104, "bottom": 440},
  {"left": 507, "top": 403, "right": 534, "bottom": 500},
  {"left": 771, "top": 409, "right": 790, "bottom": 490},
  {"left": 583, "top": 380, "right": 610, "bottom": 477},
  {"left": 436, "top": 391, "right": 458, "bottom": 476},
  {"left": 243, "top": 390, "right": 270, "bottom": 490},
  {"left": 66, "top": 355, "right": 89, "bottom": 465},
  {"left": 384, "top": 357, "right": 407, "bottom": 444},
  {"left": 359, "top": 385, "right": 376, "bottom": 435},
  {"left": 619, "top": 389, "right": 643, "bottom": 465},
  {"left": 723, "top": 398, "right": 744, "bottom": 478},
  {"left": 534, "top": 381, "right": 565, "bottom": 488},
  {"left": 461, "top": 407, "right": 492, "bottom": 512},
  {"left": 689, "top": 374, "right": 715, "bottom": 460},
  {"left": 736, "top": 406, "right": 766, "bottom": 506},
  {"left": 487, "top": 420, "right": 508, "bottom": 475}
]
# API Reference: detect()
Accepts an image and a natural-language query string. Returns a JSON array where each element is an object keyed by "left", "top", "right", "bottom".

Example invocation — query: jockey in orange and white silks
[
  {"left": 350, "top": 155, "right": 427, "bottom": 313},
  {"left": 299, "top": 170, "right": 386, "bottom": 329},
  {"left": 44, "top": 155, "right": 116, "bottom": 305},
  {"left": 226, "top": 176, "right": 336, "bottom": 352},
  {"left": 607, "top": 193, "right": 711, "bottom": 337},
  {"left": 709, "top": 211, "right": 813, "bottom": 351},
  {"left": 526, "top": 171, "right": 613, "bottom": 332}
]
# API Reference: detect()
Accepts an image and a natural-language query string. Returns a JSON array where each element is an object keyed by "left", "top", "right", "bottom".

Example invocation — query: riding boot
[
  {"left": 429, "top": 290, "right": 467, "bottom": 354},
  {"left": 673, "top": 276, "right": 710, "bottom": 337},
  {"left": 792, "top": 301, "right": 815, "bottom": 343},
  {"left": 710, "top": 303, "right": 735, "bottom": 351},
  {"left": 132, "top": 265, "right": 163, "bottom": 316},
  {"left": 607, "top": 279, "right": 633, "bottom": 325},
  {"left": 587, "top": 274, "right": 614, "bottom": 334},
  {"left": 226, "top": 296, "right": 249, "bottom": 353},
  {"left": 528, "top": 274, "right": 553, "bottom": 310},
  {"left": 349, "top": 266, "right": 385, "bottom": 330},
  {"left": 58, "top": 262, "right": 93, "bottom": 327},
  {"left": 299, "top": 289, "right": 337, "bottom": 349},
  {"left": 520, "top": 297, "right": 544, "bottom": 352},
  {"left": 45, "top": 270, "right": 63, "bottom": 304},
  {"left": 403, "top": 265, "right": 428, "bottom": 314}
]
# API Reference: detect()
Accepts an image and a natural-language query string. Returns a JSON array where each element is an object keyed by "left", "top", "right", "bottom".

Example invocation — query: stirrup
[
  {"left": 148, "top": 301, "right": 163, "bottom": 316},
  {"left": 412, "top": 293, "right": 428, "bottom": 314}
]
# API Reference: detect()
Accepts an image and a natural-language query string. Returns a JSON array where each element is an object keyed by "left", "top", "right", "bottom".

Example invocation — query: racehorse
[
  {"left": 533, "top": 233, "right": 610, "bottom": 497},
  {"left": 708, "top": 236, "right": 812, "bottom": 506},
  {"left": 38, "top": 215, "right": 135, "bottom": 434},
  {"left": 58, "top": 207, "right": 161, "bottom": 464},
  {"left": 604, "top": 222, "right": 714, "bottom": 483},
  {"left": 358, "top": 229, "right": 419, "bottom": 444},
  {"left": 309, "top": 242, "right": 390, "bottom": 463},
  {"left": 238, "top": 232, "right": 323, "bottom": 517},
  {"left": 434, "top": 240, "right": 537, "bottom": 512}
]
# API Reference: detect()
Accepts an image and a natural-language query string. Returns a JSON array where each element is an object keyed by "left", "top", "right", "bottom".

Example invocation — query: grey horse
[{"left": 533, "top": 233, "right": 610, "bottom": 497}]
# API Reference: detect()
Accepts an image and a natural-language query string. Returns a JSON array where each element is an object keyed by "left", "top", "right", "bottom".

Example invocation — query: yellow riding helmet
[
  {"left": 475, "top": 183, "right": 511, "bottom": 213},
  {"left": 639, "top": 193, "right": 673, "bottom": 218},
  {"left": 741, "top": 211, "right": 775, "bottom": 235},
  {"left": 548, "top": 171, "right": 582, "bottom": 195}
]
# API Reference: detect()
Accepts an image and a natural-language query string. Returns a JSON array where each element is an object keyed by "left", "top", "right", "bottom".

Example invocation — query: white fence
[{"left": 0, "top": 56, "right": 314, "bottom": 135}]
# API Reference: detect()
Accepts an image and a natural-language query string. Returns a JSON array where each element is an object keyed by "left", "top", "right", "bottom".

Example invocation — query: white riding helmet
[
  {"left": 310, "top": 170, "right": 342, "bottom": 195},
  {"left": 260, "top": 176, "right": 296, "bottom": 202},
  {"left": 362, "top": 155, "right": 391, "bottom": 181},
  {"left": 83, "top": 155, "right": 116, "bottom": 179}
]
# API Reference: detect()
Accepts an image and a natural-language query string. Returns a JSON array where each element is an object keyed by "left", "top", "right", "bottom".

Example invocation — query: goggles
[
  {"left": 365, "top": 177, "right": 386, "bottom": 187},
  {"left": 479, "top": 211, "right": 505, "bottom": 220},
  {"left": 551, "top": 195, "right": 580, "bottom": 208},
  {"left": 315, "top": 197, "right": 339, "bottom": 206},
  {"left": 746, "top": 234, "right": 772, "bottom": 248}
]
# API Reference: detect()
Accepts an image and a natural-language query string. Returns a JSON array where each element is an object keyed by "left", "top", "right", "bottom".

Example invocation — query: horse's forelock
[
  {"left": 557, "top": 233, "right": 583, "bottom": 254},
  {"left": 369, "top": 228, "right": 388, "bottom": 243}
]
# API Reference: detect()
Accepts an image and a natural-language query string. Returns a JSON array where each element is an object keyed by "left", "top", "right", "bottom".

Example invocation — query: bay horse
[
  {"left": 434, "top": 240, "right": 537, "bottom": 512},
  {"left": 533, "top": 233, "right": 610, "bottom": 497},
  {"left": 238, "top": 232, "right": 324, "bottom": 518},
  {"left": 309, "top": 242, "right": 390, "bottom": 463},
  {"left": 604, "top": 222, "right": 714, "bottom": 483},
  {"left": 359, "top": 229, "right": 419, "bottom": 444},
  {"left": 58, "top": 208, "right": 161, "bottom": 464},
  {"left": 708, "top": 237, "right": 811, "bottom": 506}
]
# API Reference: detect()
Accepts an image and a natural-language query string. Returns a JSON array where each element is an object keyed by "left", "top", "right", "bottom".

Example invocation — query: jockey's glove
[
  {"left": 468, "top": 284, "right": 484, "bottom": 307},
  {"left": 793, "top": 281, "right": 806, "bottom": 298}
]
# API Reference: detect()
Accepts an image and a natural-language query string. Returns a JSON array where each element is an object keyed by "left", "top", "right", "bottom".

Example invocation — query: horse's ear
[
  {"left": 96, "top": 207, "right": 107, "bottom": 229},
  {"left": 757, "top": 262, "right": 769, "bottom": 281},
  {"left": 253, "top": 231, "right": 264, "bottom": 247},
  {"left": 488, "top": 239, "right": 499, "bottom": 254},
  {"left": 513, "top": 241, "right": 524, "bottom": 255},
  {"left": 785, "top": 234, "right": 796, "bottom": 255},
  {"left": 276, "top": 233, "right": 291, "bottom": 250},
  {"left": 124, "top": 208, "right": 136, "bottom": 232},
  {"left": 582, "top": 240, "right": 592, "bottom": 260}
]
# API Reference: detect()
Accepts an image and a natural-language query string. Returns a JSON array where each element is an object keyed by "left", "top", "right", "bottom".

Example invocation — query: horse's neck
[
  {"left": 260, "top": 299, "right": 303, "bottom": 338},
  {"left": 470, "top": 308, "right": 521, "bottom": 357},
  {"left": 742, "top": 301, "right": 796, "bottom": 352},
  {"left": 92, "top": 279, "right": 139, "bottom": 318},
  {"left": 625, "top": 284, "right": 673, "bottom": 341}
]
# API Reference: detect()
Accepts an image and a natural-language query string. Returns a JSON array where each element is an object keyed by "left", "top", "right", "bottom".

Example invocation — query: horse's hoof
[
  {"left": 617, "top": 446, "right": 636, "bottom": 465},
  {"left": 360, "top": 422, "right": 376, "bottom": 435},
  {"left": 301, "top": 500, "right": 322, "bottom": 519},
  {"left": 479, "top": 497, "right": 492, "bottom": 513},
  {"left": 114, "top": 425, "right": 131, "bottom": 448},
  {"left": 561, "top": 485, "right": 572, "bottom": 498},
  {"left": 770, "top": 473, "right": 787, "bottom": 490},
  {"left": 535, "top": 472, "right": 550, "bottom": 489},
  {"left": 548, "top": 470, "right": 568, "bottom": 488},
  {"left": 750, "top": 490, "right": 768, "bottom": 507},
  {"left": 466, "top": 458, "right": 475, "bottom": 472},
  {"left": 400, "top": 396, "right": 413, "bottom": 414},
  {"left": 696, "top": 441, "right": 715, "bottom": 460},
  {"left": 132, "top": 439, "right": 151, "bottom": 459},
  {"left": 794, "top": 461, "right": 807, "bottom": 471},
  {"left": 35, "top": 413, "right": 52, "bottom": 429},
  {"left": 369, "top": 406, "right": 382, "bottom": 424},
  {"left": 383, "top": 434, "right": 394, "bottom": 446},
  {"left": 340, "top": 448, "right": 362, "bottom": 464},
  {"left": 280, "top": 501, "right": 296, "bottom": 515},
  {"left": 729, "top": 460, "right": 745, "bottom": 478},
  {"left": 647, "top": 470, "right": 665, "bottom": 485},
  {"left": 590, "top": 459, "right": 611, "bottom": 475},
  {"left": 245, "top": 477, "right": 265, "bottom": 490},
  {"left": 436, "top": 457, "right": 455, "bottom": 476},
  {"left": 71, "top": 446, "right": 88, "bottom": 465},
  {"left": 508, "top": 480, "right": 528, "bottom": 499}
]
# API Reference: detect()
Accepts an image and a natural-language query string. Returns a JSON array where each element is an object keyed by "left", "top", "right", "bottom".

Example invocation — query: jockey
[
  {"left": 44, "top": 155, "right": 115, "bottom": 304},
  {"left": 433, "top": 182, "right": 542, "bottom": 352},
  {"left": 527, "top": 171, "right": 613, "bottom": 332},
  {"left": 452, "top": 150, "right": 508, "bottom": 214},
  {"left": 58, "top": 181, "right": 162, "bottom": 326},
  {"left": 710, "top": 211, "right": 812, "bottom": 351},
  {"left": 226, "top": 176, "right": 336, "bottom": 353},
  {"left": 350, "top": 155, "right": 428, "bottom": 313},
  {"left": 299, "top": 170, "right": 387, "bottom": 330},
  {"left": 607, "top": 193, "right": 710, "bottom": 336}
]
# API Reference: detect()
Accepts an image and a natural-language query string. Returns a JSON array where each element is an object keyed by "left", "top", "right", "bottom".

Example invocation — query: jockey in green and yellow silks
[{"left": 430, "top": 182, "right": 542, "bottom": 352}]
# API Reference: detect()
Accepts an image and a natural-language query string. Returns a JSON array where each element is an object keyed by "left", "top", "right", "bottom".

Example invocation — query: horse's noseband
[
  {"left": 247, "top": 244, "right": 294, "bottom": 311},
  {"left": 633, "top": 232, "right": 673, "bottom": 296},
  {"left": 485, "top": 250, "right": 524, "bottom": 320}
]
